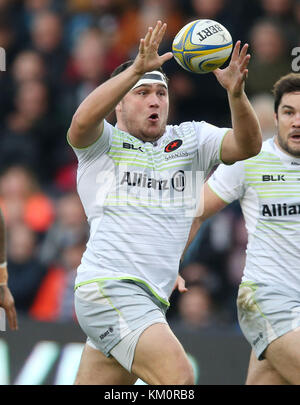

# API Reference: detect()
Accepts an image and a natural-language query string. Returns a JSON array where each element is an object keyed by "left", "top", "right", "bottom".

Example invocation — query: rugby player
[
  {"left": 67, "top": 21, "right": 261, "bottom": 385},
  {"left": 182, "top": 73, "right": 300, "bottom": 384}
]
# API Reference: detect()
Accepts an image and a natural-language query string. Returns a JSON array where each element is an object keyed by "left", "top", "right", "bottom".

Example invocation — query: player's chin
[
  {"left": 146, "top": 122, "right": 166, "bottom": 137},
  {"left": 288, "top": 142, "right": 300, "bottom": 157}
]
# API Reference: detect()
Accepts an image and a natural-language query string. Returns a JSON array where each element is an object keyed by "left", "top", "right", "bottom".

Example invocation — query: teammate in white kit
[
  {"left": 182, "top": 73, "right": 300, "bottom": 384},
  {"left": 67, "top": 21, "right": 262, "bottom": 385}
]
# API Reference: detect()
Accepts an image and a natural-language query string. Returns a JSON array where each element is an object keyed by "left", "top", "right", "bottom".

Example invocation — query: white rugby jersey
[
  {"left": 208, "top": 137, "right": 300, "bottom": 292},
  {"left": 70, "top": 119, "right": 229, "bottom": 304}
]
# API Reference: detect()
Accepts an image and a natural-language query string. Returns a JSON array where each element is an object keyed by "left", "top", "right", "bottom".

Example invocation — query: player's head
[
  {"left": 110, "top": 60, "right": 169, "bottom": 142},
  {"left": 273, "top": 73, "right": 300, "bottom": 157}
]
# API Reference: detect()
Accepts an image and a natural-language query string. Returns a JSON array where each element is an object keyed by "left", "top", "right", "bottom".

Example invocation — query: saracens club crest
[{"left": 164, "top": 139, "right": 183, "bottom": 153}]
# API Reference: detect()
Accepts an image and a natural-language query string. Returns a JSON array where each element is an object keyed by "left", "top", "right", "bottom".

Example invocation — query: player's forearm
[
  {"left": 180, "top": 216, "right": 202, "bottom": 263},
  {"left": 72, "top": 65, "right": 142, "bottom": 133},
  {"left": 228, "top": 90, "right": 262, "bottom": 159}
]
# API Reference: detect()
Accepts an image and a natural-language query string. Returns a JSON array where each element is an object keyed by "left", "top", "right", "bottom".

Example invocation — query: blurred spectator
[
  {"left": 7, "top": 222, "right": 46, "bottom": 313},
  {"left": 190, "top": 0, "right": 227, "bottom": 18},
  {"left": 24, "top": 0, "right": 60, "bottom": 12},
  {"left": 250, "top": 93, "right": 276, "bottom": 140},
  {"left": 180, "top": 262, "right": 217, "bottom": 287},
  {"left": 259, "top": 0, "right": 298, "bottom": 46},
  {"left": 65, "top": 0, "right": 138, "bottom": 69},
  {"left": 12, "top": 50, "right": 47, "bottom": 84},
  {"left": 30, "top": 237, "right": 86, "bottom": 322},
  {"left": 174, "top": 283, "right": 218, "bottom": 329},
  {"left": 65, "top": 28, "right": 109, "bottom": 110},
  {"left": 246, "top": 19, "right": 291, "bottom": 96},
  {"left": 188, "top": 0, "right": 240, "bottom": 38},
  {"left": 1, "top": 80, "right": 67, "bottom": 184},
  {"left": 169, "top": 261, "right": 221, "bottom": 320},
  {"left": 38, "top": 192, "right": 88, "bottom": 267},
  {"left": 260, "top": 0, "right": 295, "bottom": 15},
  {"left": 136, "top": 0, "right": 184, "bottom": 46},
  {"left": 29, "top": 11, "right": 68, "bottom": 85},
  {"left": 0, "top": 165, "right": 54, "bottom": 233}
]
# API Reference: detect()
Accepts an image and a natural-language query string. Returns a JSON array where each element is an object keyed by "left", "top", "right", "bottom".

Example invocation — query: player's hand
[
  {"left": 133, "top": 20, "right": 173, "bottom": 75},
  {"left": 0, "top": 285, "right": 18, "bottom": 330},
  {"left": 213, "top": 41, "right": 250, "bottom": 97},
  {"left": 172, "top": 275, "right": 188, "bottom": 293}
]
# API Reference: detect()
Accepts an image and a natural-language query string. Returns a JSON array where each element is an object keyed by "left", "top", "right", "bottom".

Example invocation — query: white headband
[{"left": 131, "top": 70, "right": 168, "bottom": 91}]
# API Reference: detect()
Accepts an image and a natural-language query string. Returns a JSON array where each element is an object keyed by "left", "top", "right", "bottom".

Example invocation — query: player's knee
[
  {"left": 179, "top": 361, "right": 195, "bottom": 385},
  {"left": 165, "top": 359, "right": 195, "bottom": 385}
]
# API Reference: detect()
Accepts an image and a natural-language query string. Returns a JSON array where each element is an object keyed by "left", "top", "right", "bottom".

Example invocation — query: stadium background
[{"left": 0, "top": 0, "right": 298, "bottom": 385}]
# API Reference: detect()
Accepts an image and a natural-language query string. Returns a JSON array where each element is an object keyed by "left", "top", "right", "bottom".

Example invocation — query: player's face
[
  {"left": 275, "top": 91, "right": 300, "bottom": 157},
  {"left": 117, "top": 83, "right": 169, "bottom": 142}
]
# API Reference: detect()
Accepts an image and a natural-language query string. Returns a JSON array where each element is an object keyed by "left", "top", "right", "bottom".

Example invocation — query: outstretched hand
[
  {"left": 133, "top": 20, "right": 173, "bottom": 76},
  {"left": 0, "top": 285, "right": 18, "bottom": 330},
  {"left": 213, "top": 41, "right": 250, "bottom": 97}
]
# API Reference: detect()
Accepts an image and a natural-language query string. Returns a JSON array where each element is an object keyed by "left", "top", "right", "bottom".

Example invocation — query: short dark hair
[
  {"left": 273, "top": 73, "right": 300, "bottom": 113},
  {"left": 110, "top": 60, "right": 169, "bottom": 84}
]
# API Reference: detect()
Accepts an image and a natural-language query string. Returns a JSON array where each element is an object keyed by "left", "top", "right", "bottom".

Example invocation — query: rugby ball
[{"left": 172, "top": 19, "right": 233, "bottom": 74}]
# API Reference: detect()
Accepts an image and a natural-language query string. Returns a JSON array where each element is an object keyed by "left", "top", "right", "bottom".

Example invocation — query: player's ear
[
  {"left": 274, "top": 112, "right": 278, "bottom": 127},
  {"left": 116, "top": 101, "right": 122, "bottom": 114}
]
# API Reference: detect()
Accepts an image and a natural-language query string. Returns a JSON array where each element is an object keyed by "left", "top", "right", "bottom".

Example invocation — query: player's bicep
[
  {"left": 68, "top": 117, "right": 104, "bottom": 149},
  {"left": 220, "top": 129, "right": 245, "bottom": 164}
]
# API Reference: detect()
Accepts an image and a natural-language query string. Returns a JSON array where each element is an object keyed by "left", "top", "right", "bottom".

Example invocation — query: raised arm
[
  {"left": 68, "top": 21, "right": 173, "bottom": 148},
  {"left": 0, "top": 209, "right": 18, "bottom": 330},
  {"left": 214, "top": 41, "right": 262, "bottom": 164}
]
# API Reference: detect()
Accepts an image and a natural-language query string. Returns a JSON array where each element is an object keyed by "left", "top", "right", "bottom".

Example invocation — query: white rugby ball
[{"left": 172, "top": 19, "right": 233, "bottom": 74}]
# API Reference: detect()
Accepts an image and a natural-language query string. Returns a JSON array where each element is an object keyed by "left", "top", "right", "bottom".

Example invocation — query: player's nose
[
  {"left": 147, "top": 92, "right": 160, "bottom": 107},
  {"left": 293, "top": 112, "right": 300, "bottom": 127}
]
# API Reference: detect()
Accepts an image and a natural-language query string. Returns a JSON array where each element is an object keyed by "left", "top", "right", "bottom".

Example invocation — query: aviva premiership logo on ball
[{"left": 172, "top": 19, "right": 233, "bottom": 74}]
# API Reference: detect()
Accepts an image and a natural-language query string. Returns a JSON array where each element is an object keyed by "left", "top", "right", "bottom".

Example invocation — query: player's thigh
[
  {"left": 246, "top": 350, "right": 289, "bottom": 385},
  {"left": 264, "top": 327, "right": 300, "bottom": 385},
  {"left": 75, "top": 343, "right": 137, "bottom": 385},
  {"left": 132, "top": 322, "right": 194, "bottom": 385}
]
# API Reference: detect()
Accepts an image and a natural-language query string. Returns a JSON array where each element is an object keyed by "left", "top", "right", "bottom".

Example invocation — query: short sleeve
[
  {"left": 193, "top": 121, "right": 231, "bottom": 170},
  {"left": 67, "top": 119, "right": 113, "bottom": 165},
  {"left": 207, "top": 160, "right": 245, "bottom": 204}
]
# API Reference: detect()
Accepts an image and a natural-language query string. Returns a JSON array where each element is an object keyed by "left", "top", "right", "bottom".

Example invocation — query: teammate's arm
[
  {"left": 213, "top": 41, "right": 262, "bottom": 164},
  {"left": 0, "top": 208, "right": 18, "bottom": 330},
  {"left": 68, "top": 21, "right": 173, "bottom": 148},
  {"left": 180, "top": 183, "right": 228, "bottom": 264}
]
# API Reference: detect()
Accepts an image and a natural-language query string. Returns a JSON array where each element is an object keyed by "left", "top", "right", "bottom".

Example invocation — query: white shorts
[
  {"left": 74, "top": 278, "right": 168, "bottom": 372},
  {"left": 237, "top": 281, "right": 300, "bottom": 360}
]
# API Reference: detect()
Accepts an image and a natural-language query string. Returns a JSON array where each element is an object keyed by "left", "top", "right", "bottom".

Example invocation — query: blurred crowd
[{"left": 0, "top": 0, "right": 298, "bottom": 327}]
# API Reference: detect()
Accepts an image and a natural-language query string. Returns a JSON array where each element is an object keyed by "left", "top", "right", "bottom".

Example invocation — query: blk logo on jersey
[
  {"left": 164, "top": 139, "right": 183, "bottom": 153},
  {"left": 262, "top": 174, "right": 285, "bottom": 182},
  {"left": 123, "top": 142, "right": 144, "bottom": 152}
]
